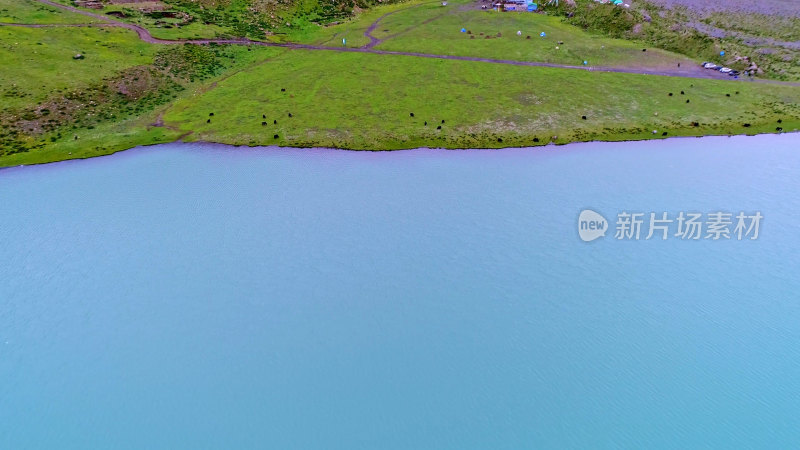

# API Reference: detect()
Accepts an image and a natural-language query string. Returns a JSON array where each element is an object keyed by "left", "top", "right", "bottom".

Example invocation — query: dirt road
[{"left": 12, "top": 0, "right": 750, "bottom": 81}]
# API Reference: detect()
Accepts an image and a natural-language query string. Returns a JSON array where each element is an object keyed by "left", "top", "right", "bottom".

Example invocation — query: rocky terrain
[{"left": 648, "top": 0, "right": 799, "bottom": 17}]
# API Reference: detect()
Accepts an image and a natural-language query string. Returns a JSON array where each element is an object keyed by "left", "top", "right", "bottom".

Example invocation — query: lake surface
[{"left": 2, "top": 135, "right": 799, "bottom": 449}]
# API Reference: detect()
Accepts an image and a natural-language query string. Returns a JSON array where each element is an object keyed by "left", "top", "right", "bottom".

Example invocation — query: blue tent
[
  {"left": 540, "top": 32, "right": 546, "bottom": 37},
  {"left": 527, "top": 3, "right": 537, "bottom": 11},
  {"left": 461, "top": 28, "right": 467, "bottom": 33}
]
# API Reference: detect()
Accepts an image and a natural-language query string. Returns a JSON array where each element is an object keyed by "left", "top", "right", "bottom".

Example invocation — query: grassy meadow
[
  {"left": 161, "top": 50, "right": 800, "bottom": 151},
  {"left": 369, "top": 1, "right": 695, "bottom": 69},
  {"left": 96, "top": 2, "right": 236, "bottom": 41},
  {"left": 0, "top": 0, "right": 104, "bottom": 24},
  {"left": 286, "top": 0, "right": 425, "bottom": 47},
  {"left": 0, "top": 112, "right": 182, "bottom": 167},
  {"left": 0, "top": 26, "right": 157, "bottom": 110},
  {"left": 291, "top": 0, "right": 695, "bottom": 70},
  {"left": 1, "top": 0, "right": 799, "bottom": 167},
  {"left": 0, "top": 21, "right": 265, "bottom": 165}
]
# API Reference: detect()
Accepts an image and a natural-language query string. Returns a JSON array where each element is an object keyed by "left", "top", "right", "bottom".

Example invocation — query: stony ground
[{"left": 647, "top": 0, "right": 800, "bottom": 17}]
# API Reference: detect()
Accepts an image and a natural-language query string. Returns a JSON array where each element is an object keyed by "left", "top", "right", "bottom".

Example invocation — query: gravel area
[{"left": 647, "top": 0, "right": 800, "bottom": 17}]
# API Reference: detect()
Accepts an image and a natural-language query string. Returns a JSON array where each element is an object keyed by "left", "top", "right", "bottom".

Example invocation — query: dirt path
[
  {"left": 362, "top": 1, "right": 444, "bottom": 49},
  {"left": 18, "top": 0, "right": 783, "bottom": 82},
  {"left": 363, "top": 11, "right": 388, "bottom": 48}
]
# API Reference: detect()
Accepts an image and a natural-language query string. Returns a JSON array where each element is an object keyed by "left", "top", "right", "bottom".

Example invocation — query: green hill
[{"left": 1, "top": 0, "right": 799, "bottom": 167}]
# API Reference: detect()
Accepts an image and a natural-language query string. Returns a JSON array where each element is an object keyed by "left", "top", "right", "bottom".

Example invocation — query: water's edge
[
  {"left": 2, "top": 131, "right": 798, "bottom": 171},
  {"left": 3, "top": 134, "right": 800, "bottom": 448}
]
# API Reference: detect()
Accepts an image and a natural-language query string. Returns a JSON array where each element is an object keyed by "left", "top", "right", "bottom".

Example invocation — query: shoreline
[
  {"left": 4, "top": 0, "right": 799, "bottom": 169},
  {"left": 3, "top": 130, "right": 798, "bottom": 170}
]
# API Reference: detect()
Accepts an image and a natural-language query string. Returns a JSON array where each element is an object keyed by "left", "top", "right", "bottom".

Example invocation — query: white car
[
  {"left": 703, "top": 62, "right": 718, "bottom": 69},
  {"left": 719, "top": 67, "right": 733, "bottom": 73}
]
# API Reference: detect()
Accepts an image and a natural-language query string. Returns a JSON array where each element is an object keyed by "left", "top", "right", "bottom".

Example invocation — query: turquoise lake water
[{"left": 1, "top": 135, "right": 799, "bottom": 448}]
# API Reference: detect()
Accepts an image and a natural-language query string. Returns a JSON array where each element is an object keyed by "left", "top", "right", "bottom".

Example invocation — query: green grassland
[
  {"left": 162, "top": 50, "right": 800, "bottom": 150},
  {"left": 290, "top": 0, "right": 694, "bottom": 70},
  {"left": 287, "top": 0, "right": 423, "bottom": 47},
  {"left": 147, "top": 21, "right": 231, "bottom": 40},
  {"left": 1, "top": 0, "right": 799, "bottom": 167},
  {"left": 48, "top": 0, "right": 408, "bottom": 41},
  {"left": 0, "top": 0, "right": 103, "bottom": 24},
  {"left": 369, "top": 1, "right": 696, "bottom": 69},
  {"left": 40, "top": 0, "right": 800, "bottom": 79},
  {"left": 0, "top": 22, "right": 267, "bottom": 164},
  {"left": 0, "top": 112, "right": 182, "bottom": 167},
  {"left": 0, "top": 26, "right": 156, "bottom": 110},
  {"left": 95, "top": 3, "right": 236, "bottom": 40}
]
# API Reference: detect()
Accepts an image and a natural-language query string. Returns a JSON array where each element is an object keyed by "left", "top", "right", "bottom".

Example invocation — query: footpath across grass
[
  {"left": 0, "top": 24, "right": 266, "bottom": 166},
  {"left": 161, "top": 50, "right": 800, "bottom": 151},
  {"left": 289, "top": 0, "right": 700, "bottom": 72},
  {"left": 284, "top": 0, "right": 425, "bottom": 47},
  {"left": 371, "top": 2, "right": 695, "bottom": 69}
]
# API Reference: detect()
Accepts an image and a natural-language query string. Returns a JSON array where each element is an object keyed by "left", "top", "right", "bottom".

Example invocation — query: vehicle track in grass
[
  {"left": 362, "top": 0, "right": 449, "bottom": 48},
  {"left": 15, "top": 0, "right": 797, "bottom": 83}
]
